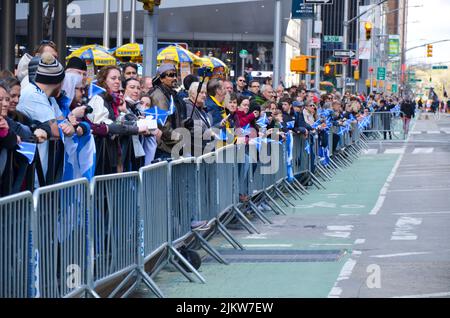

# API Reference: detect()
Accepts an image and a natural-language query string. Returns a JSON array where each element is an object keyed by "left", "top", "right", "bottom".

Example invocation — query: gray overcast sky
[{"left": 406, "top": 0, "right": 450, "bottom": 65}]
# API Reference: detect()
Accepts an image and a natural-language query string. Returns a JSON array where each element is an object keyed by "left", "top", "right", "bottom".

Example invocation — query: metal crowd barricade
[
  {"left": 139, "top": 162, "right": 170, "bottom": 265},
  {"left": 32, "top": 179, "right": 94, "bottom": 298},
  {"left": 362, "top": 111, "right": 405, "bottom": 140},
  {"left": 168, "top": 157, "right": 206, "bottom": 283},
  {"left": 90, "top": 172, "right": 141, "bottom": 297},
  {"left": 0, "top": 191, "right": 34, "bottom": 298}
]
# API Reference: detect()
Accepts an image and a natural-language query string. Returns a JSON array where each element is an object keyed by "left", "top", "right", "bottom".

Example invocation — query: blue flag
[
  {"left": 241, "top": 124, "right": 251, "bottom": 136},
  {"left": 88, "top": 82, "right": 106, "bottom": 99},
  {"left": 62, "top": 124, "right": 96, "bottom": 182},
  {"left": 16, "top": 142, "right": 36, "bottom": 164},
  {"left": 256, "top": 113, "right": 269, "bottom": 129},
  {"left": 304, "top": 140, "right": 311, "bottom": 155},
  {"left": 58, "top": 94, "right": 72, "bottom": 118},
  {"left": 144, "top": 106, "right": 169, "bottom": 126},
  {"left": 286, "top": 131, "right": 294, "bottom": 182},
  {"left": 286, "top": 121, "right": 295, "bottom": 129}
]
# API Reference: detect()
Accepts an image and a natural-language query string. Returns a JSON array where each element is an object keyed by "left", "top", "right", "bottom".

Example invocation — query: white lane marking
[
  {"left": 352, "top": 250, "right": 362, "bottom": 256},
  {"left": 394, "top": 291, "right": 450, "bottom": 298},
  {"left": 339, "top": 214, "right": 360, "bottom": 216},
  {"left": 324, "top": 232, "right": 352, "bottom": 238},
  {"left": 391, "top": 217, "right": 422, "bottom": 241},
  {"left": 354, "top": 239, "right": 366, "bottom": 245},
  {"left": 328, "top": 258, "right": 357, "bottom": 298},
  {"left": 221, "top": 244, "right": 293, "bottom": 248},
  {"left": 409, "top": 131, "right": 421, "bottom": 135},
  {"left": 370, "top": 196, "right": 386, "bottom": 216},
  {"left": 327, "top": 225, "right": 354, "bottom": 231},
  {"left": 310, "top": 243, "right": 353, "bottom": 246},
  {"left": 371, "top": 252, "right": 431, "bottom": 258},
  {"left": 363, "top": 149, "right": 378, "bottom": 155},
  {"left": 388, "top": 188, "right": 450, "bottom": 193},
  {"left": 243, "top": 233, "right": 268, "bottom": 240},
  {"left": 412, "top": 148, "right": 434, "bottom": 154},
  {"left": 384, "top": 148, "right": 405, "bottom": 154},
  {"left": 395, "top": 172, "right": 450, "bottom": 177},
  {"left": 393, "top": 211, "right": 450, "bottom": 216},
  {"left": 324, "top": 225, "right": 354, "bottom": 239},
  {"left": 427, "top": 131, "right": 441, "bottom": 134}
]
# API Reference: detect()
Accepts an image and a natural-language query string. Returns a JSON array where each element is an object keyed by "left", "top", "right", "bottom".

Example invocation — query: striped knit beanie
[{"left": 35, "top": 52, "right": 65, "bottom": 85}]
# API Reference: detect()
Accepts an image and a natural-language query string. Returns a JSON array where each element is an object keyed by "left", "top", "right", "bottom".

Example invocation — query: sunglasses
[
  {"left": 40, "top": 40, "right": 56, "bottom": 46},
  {"left": 163, "top": 73, "right": 177, "bottom": 78}
]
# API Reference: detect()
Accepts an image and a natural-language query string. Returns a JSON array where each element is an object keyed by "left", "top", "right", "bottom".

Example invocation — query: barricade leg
[
  {"left": 216, "top": 220, "right": 245, "bottom": 250},
  {"left": 232, "top": 206, "right": 260, "bottom": 234},
  {"left": 248, "top": 200, "right": 273, "bottom": 224},
  {"left": 308, "top": 171, "right": 326, "bottom": 190},
  {"left": 263, "top": 190, "right": 286, "bottom": 215},
  {"left": 193, "top": 232, "right": 229, "bottom": 265},
  {"left": 169, "top": 245, "right": 206, "bottom": 284},
  {"left": 292, "top": 176, "right": 311, "bottom": 194},
  {"left": 273, "top": 185, "right": 295, "bottom": 207},
  {"left": 282, "top": 180, "right": 303, "bottom": 200}
]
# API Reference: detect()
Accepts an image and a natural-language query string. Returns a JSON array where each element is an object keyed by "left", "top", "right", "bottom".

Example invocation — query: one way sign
[{"left": 333, "top": 49, "right": 356, "bottom": 58}]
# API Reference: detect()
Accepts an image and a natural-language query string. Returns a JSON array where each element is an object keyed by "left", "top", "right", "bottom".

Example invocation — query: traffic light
[
  {"left": 138, "top": 0, "right": 161, "bottom": 14},
  {"left": 290, "top": 55, "right": 307, "bottom": 73},
  {"left": 365, "top": 22, "right": 372, "bottom": 40},
  {"left": 324, "top": 63, "right": 335, "bottom": 77},
  {"left": 427, "top": 44, "right": 433, "bottom": 57}
]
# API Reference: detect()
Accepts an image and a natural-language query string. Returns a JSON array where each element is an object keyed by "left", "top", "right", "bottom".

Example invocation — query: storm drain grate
[{"left": 204, "top": 249, "right": 346, "bottom": 263}]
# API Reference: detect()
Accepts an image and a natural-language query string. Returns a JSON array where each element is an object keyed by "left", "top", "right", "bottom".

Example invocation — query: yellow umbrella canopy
[
  {"left": 157, "top": 45, "right": 199, "bottom": 64},
  {"left": 194, "top": 56, "right": 229, "bottom": 72},
  {"left": 115, "top": 43, "right": 142, "bottom": 58},
  {"left": 67, "top": 45, "right": 116, "bottom": 66}
]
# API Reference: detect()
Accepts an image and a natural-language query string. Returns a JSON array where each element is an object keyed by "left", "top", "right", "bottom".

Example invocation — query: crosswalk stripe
[
  {"left": 427, "top": 131, "right": 441, "bottom": 134},
  {"left": 363, "top": 149, "right": 378, "bottom": 155},
  {"left": 410, "top": 131, "right": 421, "bottom": 135},
  {"left": 384, "top": 148, "right": 405, "bottom": 154},
  {"left": 412, "top": 148, "right": 434, "bottom": 154}
]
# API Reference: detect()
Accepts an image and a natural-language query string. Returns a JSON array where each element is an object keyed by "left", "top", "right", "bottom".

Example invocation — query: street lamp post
[
  {"left": 342, "top": 0, "right": 349, "bottom": 96},
  {"left": 117, "top": 0, "right": 124, "bottom": 48},
  {"left": 130, "top": 0, "right": 137, "bottom": 43},
  {"left": 0, "top": 0, "right": 16, "bottom": 71},
  {"left": 314, "top": 5, "right": 322, "bottom": 91},
  {"left": 273, "top": 0, "right": 282, "bottom": 89},
  {"left": 103, "top": 0, "right": 110, "bottom": 48}
]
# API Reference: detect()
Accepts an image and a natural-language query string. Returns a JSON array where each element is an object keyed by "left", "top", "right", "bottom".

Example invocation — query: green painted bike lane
[{"left": 141, "top": 154, "right": 399, "bottom": 298}]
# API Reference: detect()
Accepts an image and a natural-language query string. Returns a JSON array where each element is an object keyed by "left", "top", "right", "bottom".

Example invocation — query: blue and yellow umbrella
[
  {"left": 157, "top": 45, "right": 199, "bottom": 64},
  {"left": 67, "top": 45, "right": 116, "bottom": 66}
]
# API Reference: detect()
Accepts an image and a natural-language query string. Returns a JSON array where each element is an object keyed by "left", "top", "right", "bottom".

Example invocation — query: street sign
[
  {"left": 324, "top": 35, "right": 343, "bottom": 43},
  {"left": 333, "top": 49, "right": 355, "bottom": 58},
  {"left": 304, "top": 0, "right": 334, "bottom": 4},
  {"left": 377, "top": 67, "right": 386, "bottom": 80},
  {"left": 292, "top": 0, "right": 315, "bottom": 19},
  {"left": 432, "top": 65, "right": 448, "bottom": 70},
  {"left": 345, "top": 78, "right": 355, "bottom": 86},
  {"left": 308, "top": 38, "right": 321, "bottom": 49},
  {"left": 388, "top": 35, "right": 400, "bottom": 56},
  {"left": 351, "top": 59, "right": 359, "bottom": 67},
  {"left": 239, "top": 49, "right": 249, "bottom": 59},
  {"left": 392, "top": 84, "right": 398, "bottom": 93}
]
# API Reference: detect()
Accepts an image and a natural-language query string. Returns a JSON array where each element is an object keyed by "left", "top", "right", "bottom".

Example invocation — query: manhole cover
[{"left": 204, "top": 249, "right": 345, "bottom": 263}]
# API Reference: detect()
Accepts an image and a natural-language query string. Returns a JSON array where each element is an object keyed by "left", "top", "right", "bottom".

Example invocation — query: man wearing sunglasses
[{"left": 149, "top": 63, "right": 181, "bottom": 159}]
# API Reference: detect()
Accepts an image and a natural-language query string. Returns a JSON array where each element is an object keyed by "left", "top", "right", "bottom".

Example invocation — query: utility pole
[
  {"left": 117, "top": 0, "right": 124, "bottom": 48},
  {"left": 54, "top": 0, "right": 68, "bottom": 62},
  {"left": 342, "top": 0, "right": 349, "bottom": 96},
  {"left": 143, "top": 6, "right": 159, "bottom": 77},
  {"left": 103, "top": 0, "right": 110, "bottom": 48},
  {"left": 305, "top": 19, "right": 313, "bottom": 90},
  {"left": 130, "top": 0, "right": 137, "bottom": 43},
  {"left": 314, "top": 5, "right": 322, "bottom": 91},
  {"left": 273, "top": 0, "right": 282, "bottom": 89},
  {"left": 29, "top": 0, "right": 43, "bottom": 52},
  {"left": 0, "top": 0, "right": 16, "bottom": 71}
]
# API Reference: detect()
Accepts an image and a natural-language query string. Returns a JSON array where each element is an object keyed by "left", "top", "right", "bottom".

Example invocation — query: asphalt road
[{"left": 133, "top": 112, "right": 450, "bottom": 299}]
